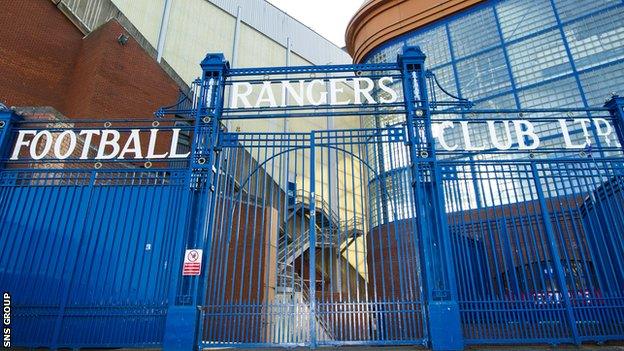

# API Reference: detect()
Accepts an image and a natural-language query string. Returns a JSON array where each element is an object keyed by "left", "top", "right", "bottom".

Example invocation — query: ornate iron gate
[
  {"left": 193, "top": 59, "right": 429, "bottom": 348},
  {"left": 1, "top": 47, "right": 624, "bottom": 350},
  {"left": 199, "top": 128, "right": 426, "bottom": 348}
]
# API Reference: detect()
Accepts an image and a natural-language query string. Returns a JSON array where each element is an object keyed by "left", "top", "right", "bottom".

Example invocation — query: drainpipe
[
  {"left": 156, "top": 0, "right": 173, "bottom": 63},
  {"left": 231, "top": 6, "right": 242, "bottom": 68}
]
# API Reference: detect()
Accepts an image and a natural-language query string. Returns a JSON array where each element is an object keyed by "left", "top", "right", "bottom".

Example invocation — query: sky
[{"left": 266, "top": 0, "right": 364, "bottom": 48}]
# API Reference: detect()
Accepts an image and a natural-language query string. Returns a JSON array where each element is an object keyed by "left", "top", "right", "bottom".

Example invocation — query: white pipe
[{"left": 156, "top": 0, "right": 173, "bottom": 63}]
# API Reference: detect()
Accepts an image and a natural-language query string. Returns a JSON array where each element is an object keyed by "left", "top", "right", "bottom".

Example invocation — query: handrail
[
  {"left": 290, "top": 189, "right": 365, "bottom": 236},
  {"left": 275, "top": 271, "right": 335, "bottom": 339}
]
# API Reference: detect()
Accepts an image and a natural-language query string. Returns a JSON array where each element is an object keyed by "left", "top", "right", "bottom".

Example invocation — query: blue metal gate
[
  {"left": 195, "top": 61, "right": 428, "bottom": 348},
  {"left": 0, "top": 116, "right": 193, "bottom": 348},
  {"left": 1, "top": 47, "right": 624, "bottom": 350}
]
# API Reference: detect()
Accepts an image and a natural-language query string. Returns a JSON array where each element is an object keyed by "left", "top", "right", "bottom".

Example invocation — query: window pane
[
  {"left": 579, "top": 62, "right": 624, "bottom": 107},
  {"left": 368, "top": 40, "right": 404, "bottom": 63},
  {"left": 565, "top": 7, "right": 624, "bottom": 71},
  {"left": 553, "top": 0, "right": 620, "bottom": 23},
  {"left": 430, "top": 64, "right": 458, "bottom": 102},
  {"left": 507, "top": 29, "right": 572, "bottom": 87},
  {"left": 496, "top": 0, "right": 556, "bottom": 41},
  {"left": 517, "top": 76, "right": 582, "bottom": 109},
  {"left": 456, "top": 48, "right": 511, "bottom": 100},
  {"left": 449, "top": 6, "right": 500, "bottom": 58},
  {"left": 405, "top": 25, "right": 452, "bottom": 66}
]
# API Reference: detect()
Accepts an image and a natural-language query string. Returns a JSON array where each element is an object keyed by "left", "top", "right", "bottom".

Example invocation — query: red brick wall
[
  {"left": 63, "top": 20, "right": 180, "bottom": 118},
  {"left": 0, "top": 0, "right": 82, "bottom": 108},
  {"left": 0, "top": 0, "right": 180, "bottom": 119}
]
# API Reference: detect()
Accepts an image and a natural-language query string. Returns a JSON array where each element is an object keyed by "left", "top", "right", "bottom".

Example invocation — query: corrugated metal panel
[{"left": 207, "top": 0, "right": 353, "bottom": 65}]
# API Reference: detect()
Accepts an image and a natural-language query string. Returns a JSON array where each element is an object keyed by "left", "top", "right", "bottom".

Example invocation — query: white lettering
[
  {"left": 594, "top": 118, "right": 614, "bottom": 147},
  {"left": 10, "top": 130, "right": 36, "bottom": 160},
  {"left": 378, "top": 77, "right": 398, "bottom": 104},
  {"left": 146, "top": 129, "right": 168, "bottom": 159},
  {"left": 30, "top": 131, "right": 53, "bottom": 160},
  {"left": 79, "top": 130, "right": 100, "bottom": 159},
  {"left": 281, "top": 80, "right": 305, "bottom": 107},
  {"left": 231, "top": 82, "right": 253, "bottom": 108},
  {"left": 53, "top": 130, "right": 77, "bottom": 159},
  {"left": 96, "top": 130, "right": 121, "bottom": 159},
  {"left": 307, "top": 79, "right": 328, "bottom": 106},
  {"left": 255, "top": 81, "right": 277, "bottom": 108},
  {"left": 558, "top": 119, "right": 586, "bottom": 148},
  {"left": 118, "top": 129, "right": 143, "bottom": 159},
  {"left": 432, "top": 122, "right": 458, "bottom": 151},
  {"left": 487, "top": 121, "right": 513, "bottom": 150},
  {"left": 514, "top": 120, "right": 540, "bottom": 150},
  {"left": 329, "top": 79, "right": 350, "bottom": 105},
  {"left": 170, "top": 129, "right": 191, "bottom": 158},
  {"left": 460, "top": 121, "right": 486, "bottom": 151},
  {"left": 353, "top": 78, "right": 376, "bottom": 104}
]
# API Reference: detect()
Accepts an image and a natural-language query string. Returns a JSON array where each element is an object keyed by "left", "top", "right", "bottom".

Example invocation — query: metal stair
[{"left": 275, "top": 190, "right": 367, "bottom": 341}]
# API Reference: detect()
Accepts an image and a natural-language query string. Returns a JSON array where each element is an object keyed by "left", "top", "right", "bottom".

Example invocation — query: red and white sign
[{"left": 182, "top": 249, "right": 202, "bottom": 276}]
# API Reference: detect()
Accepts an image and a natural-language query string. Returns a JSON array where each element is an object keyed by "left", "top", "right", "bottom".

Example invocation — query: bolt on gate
[{"left": 0, "top": 46, "right": 624, "bottom": 350}]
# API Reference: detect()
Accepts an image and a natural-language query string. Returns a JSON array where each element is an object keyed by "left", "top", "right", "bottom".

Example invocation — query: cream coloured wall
[
  {"left": 236, "top": 24, "right": 288, "bottom": 68},
  {"left": 101, "top": 0, "right": 366, "bottom": 242},
  {"left": 161, "top": 0, "right": 236, "bottom": 84},
  {"left": 110, "top": 0, "right": 165, "bottom": 47}
]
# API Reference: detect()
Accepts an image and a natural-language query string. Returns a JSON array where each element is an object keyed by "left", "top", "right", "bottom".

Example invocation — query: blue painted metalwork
[
  {"left": 399, "top": 46, "right": 464, "bottom": 350},
  {"left": 0, "top": 109, "right": 17, "bottom": 165},
  {"left": 1, "top": 45, "right": 624, "bottom": 351}
]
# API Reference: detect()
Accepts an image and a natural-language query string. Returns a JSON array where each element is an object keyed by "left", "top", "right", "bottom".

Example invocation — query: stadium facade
[{"left": 0, "top": 1, "right": 624, "bottom": 350}]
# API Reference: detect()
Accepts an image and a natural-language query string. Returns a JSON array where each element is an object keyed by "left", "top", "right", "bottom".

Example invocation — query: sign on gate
[
  {"left": 182, "top": 249, "right": 203, "bottom": 276},
  {"left": 9, "top": 128, "right": 190, "bottom": 161}
]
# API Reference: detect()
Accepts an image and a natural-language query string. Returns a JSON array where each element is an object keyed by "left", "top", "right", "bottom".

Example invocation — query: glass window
[
  {"left": 553, "top": 0, "right": 620, "bottom": 23},
  {"left": 473, "top": 92, "right": 517, "bottom": 110},
  {"left": 579, "top": 62, "right": 624, "bottom": 107},
  {"left": 368, "top": 40, "right": 405, "bottom": 64},
  {"left": 456, "top": 48, "right": 512, "bottom": 100},
  {"left": 564, "top": 7, "right": 624, "bottom": 71},
  {"left": 496, "top": 0, "right": 557, "bottom": 42},
  {"left": 507, "top": 29, "right": 572, "bottom": 88},
  {"left": 517, "top": 76, "right": 583, "bottom": 142},
  {"left": 405, "top": 25, "right": 452, "bottom": 67},
  {"left": 517, "top": 76, "right": 582, "bottom": 109},
  {"left": 430, "top": 64, "right": 458, "bottom": 102},
  {"left": 449, "top": 6, "right": 500, "bottom": 58}
]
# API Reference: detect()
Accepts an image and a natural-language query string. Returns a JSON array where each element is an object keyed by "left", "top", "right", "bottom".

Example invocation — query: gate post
[
  {"left": 398, "top": 46, "right": 463, "bottom": 351},
  {"left": 605, "top": 95, "right": 624, "bottom": 146},
  {"left": 163, "top": 53, "right": 229, "bottom": 351},
  {"left": 0, "top": 106, "right": 18, "bottom": 168}
]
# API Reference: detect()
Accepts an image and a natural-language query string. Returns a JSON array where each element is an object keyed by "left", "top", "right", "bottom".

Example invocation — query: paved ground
[
  {"left": 207, "top": 344, "right": 624, "bottom": 351},
  {"left": 18, "top": 343, "right": 624, "bottom": 350},
  {"left": 224, "top": 345, "right": 624, "bottom": 351}
]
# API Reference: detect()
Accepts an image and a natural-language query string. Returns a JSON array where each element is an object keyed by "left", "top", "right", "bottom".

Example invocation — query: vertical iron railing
[
  {"left": 308, "top": 131, "right": 317, "bottom": 347},
  {"left": 0, "top": 108, "right": 16, "bottom": 167}
]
